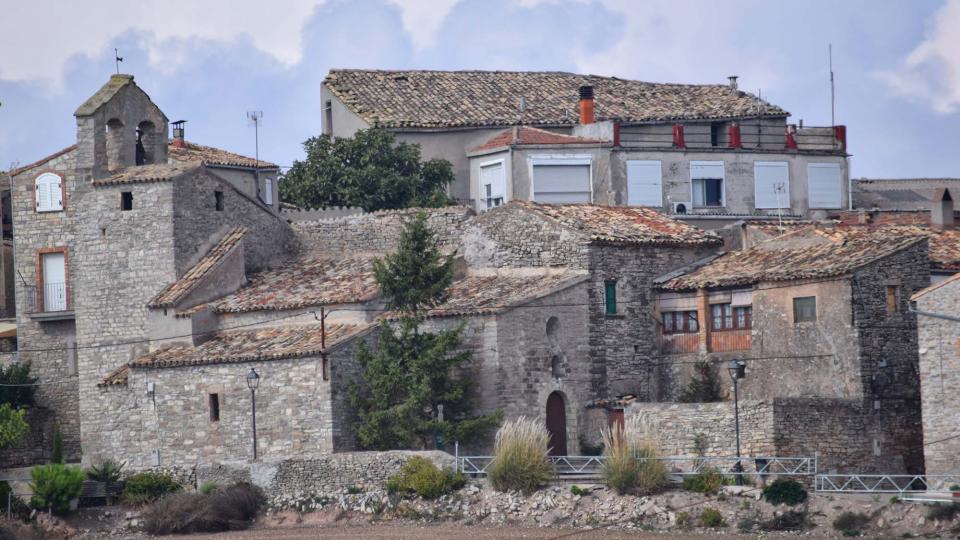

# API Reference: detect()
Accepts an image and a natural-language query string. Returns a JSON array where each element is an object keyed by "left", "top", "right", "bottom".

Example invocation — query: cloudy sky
[{"left": 0, "top": 0, "right": 957, "bottom": 179}]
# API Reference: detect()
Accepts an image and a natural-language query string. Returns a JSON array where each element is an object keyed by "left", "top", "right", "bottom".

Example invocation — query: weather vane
[{"left": 115, "top": 48, "right": 123, "bottom": 74}]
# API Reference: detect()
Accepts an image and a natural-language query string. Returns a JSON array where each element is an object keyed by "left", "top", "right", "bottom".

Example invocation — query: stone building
[
  {"left": 913, "top": 273, "right": 960, "bottom": 476},
  {"left": 628, "top": 225, "right": 931, "bottom": 473},
  {"left": 322, "top": 70, "right": 850, "bottom": 224}
]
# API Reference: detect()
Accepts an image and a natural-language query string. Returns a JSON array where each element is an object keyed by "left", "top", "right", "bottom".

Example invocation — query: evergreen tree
[
  {"left": 350, "top": 212, "right": 501, "bottom": 450},
  {"left": 679, "top": 361, "right": 723, "bottom": 403}
]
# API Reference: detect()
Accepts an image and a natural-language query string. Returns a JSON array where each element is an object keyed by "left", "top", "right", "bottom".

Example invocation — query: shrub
[
  {"left": 570, "top": 485, "right": 590, "bottom": 497},
  {"left": 683, "top": 468, "right": 728, "bottom": 494},
  {"left": 699, "top": 506, "right": 724, "bottom": 527},
  {"left": 762, "top": 478, "right": 808, "bottom": 506},
  {"left": 635, "top": 444, "right": 667, "bottom": 495},
  {"left": 0, "top": 405, "right": 28, "bottom": 451},
  {"left": 675, "top": 511, "right": 693, "bottom": 529},
  {"left": 761, "top": 510, "right": 808, "bottom": 531},
  {"left": 679, "top": 361, "right": 722, "bottom": 403},
  {"left": 926, "top": 503, "right": 960, "bottom": 522},
  {"left": 487, "top": 417, "right": 552, "bottom": 494},
  {"left": 0, "top": 482, "right": 29, "bottom": 521},
  {"left": 833, "top": 511, "right": 870, "bottom": 535},
  {"left": 85, "top": 459, "right": 125, "bottom": 483},
  {"left": 121, "top": 471, "right": 181, "bottom": 505},
  {"left": 142, "top": 482, "right": 264, "bottom": 535},
  {"left": 0, "top": 362, "right": 36, "bottom": 408},
  {"left": 600, "top": 418, "right": 667, "bottom": 496},
  {"left": 200, "top": 481, "right": 220, "bottom": 495},
  {"left": 29, "top": 463, "right": 84, "bottom": 514},
  {"left": 385, "top": 456, "right": 464, "bottom": 499}
]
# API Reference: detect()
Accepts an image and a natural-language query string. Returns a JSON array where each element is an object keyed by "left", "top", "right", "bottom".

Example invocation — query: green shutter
[{"left": 605, "top": 282, "right": 617, "bottom": 315}]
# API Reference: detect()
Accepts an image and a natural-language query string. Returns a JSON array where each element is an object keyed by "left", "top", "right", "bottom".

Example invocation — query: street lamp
[
  {"left": 246, "top": 368, "right": 260, "bottom": 460},
  {"left": 727, "top": 360, "right": 746, "bottom": 485}
]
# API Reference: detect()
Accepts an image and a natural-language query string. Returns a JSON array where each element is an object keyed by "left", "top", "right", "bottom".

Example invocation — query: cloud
[
  {"left": 877, "top": 0, "right": 960, "bottom": 114},
  {"left": 387, "top": 0, "right": 460, "bottom": 51}
]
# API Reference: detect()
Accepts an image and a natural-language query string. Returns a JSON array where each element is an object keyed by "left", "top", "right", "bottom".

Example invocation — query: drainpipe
[{"left": 909, "top": 303, "right": 960, "bottom": 323}]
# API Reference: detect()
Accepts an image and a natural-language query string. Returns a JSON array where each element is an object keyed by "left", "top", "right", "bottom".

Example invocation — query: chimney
[
  {"left": 932, "top": 188, "right": 955, "bottom": 230},
  {"left": 578, "top": 85, "right": 595, "bottom": 125},
  {"left": 785, "top": 124, "right": 798, "bottom": 150},
  {"left": 728, "top": 122, "right": 742, "bottom": 149},
  {"left": 728, "top": 75, "right": 739, "bottom": 91},
  {"left": 672, "top": 124, "right": 685, "bottom": 149},
  {"left": 171, "top": 120, "right": 187, "bottom": 148}
]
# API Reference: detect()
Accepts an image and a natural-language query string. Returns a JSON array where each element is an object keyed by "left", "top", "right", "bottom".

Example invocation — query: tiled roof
[
  {"left": 149, "top": 227, "right": 247, "bottom": 308},
  {"left": 75, "top": 74, "right": 135, "bottom": 116},
  {"left": 169, "top": 140, "right": 278, "bottom": 169},
  {"left": 194, "top": 253, "right": 379, "bottom": 315},
  {"left": 324, "top": 70, "right": 788, "bottom": 129},
  {"left": 912, "top": 271, "right": 960, "bottom": 301},
  {"left": 9, "top": 144, "right": 77, "bottom": 177},
  {"left": 470, "top": 126, "right": 605, "bottom": 153},
  {"left": 92, "top": 162, "right": 202, "bottom": 186},
  {"left": 127, "top": 322, "right": 369, "bottom": 370},
  {"left": 659, "top": 227, "right": 927, "bottom": 291},
  {"left": 512, "top": 201, "right": 722, "bottom": 247},
  {"left": 98, "top": 364, "right": 131, "bottom": 387}
]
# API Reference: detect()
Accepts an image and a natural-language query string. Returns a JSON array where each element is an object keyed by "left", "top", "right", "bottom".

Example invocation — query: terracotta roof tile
[
  {"left": 149, "top": 227, "right": 247, "bottom": 308},
  {"left": 168, "top": 140, "right": 278, "bottom": 169},
  {"left": 511, "top": 201, "right": 722, "bottom": 247},
  {"left": 324, "top": 70, "right": 788, "bottom": 129},
  {"left": 92, "top": 162, "right": 202, "bottom": 186},
  {"left": 659, "top": 227, "right": 927, "bottom": 291},
  {"left": 470, "top": 126, "right": 605, "bottom": 153},
  {"left": 128, "top": 322, "right": 368, "bottom": 370},
  {"left": 97, "top": 364, "right": 131, "bottom": 387}
]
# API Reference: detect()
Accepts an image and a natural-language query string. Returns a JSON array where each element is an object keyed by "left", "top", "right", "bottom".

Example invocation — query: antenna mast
[
  {"left": 829, "top": 44, "right": 836, "bottom": 126},
  {"left": 246, "top": 110, "right": 264, "bottom": 198}
]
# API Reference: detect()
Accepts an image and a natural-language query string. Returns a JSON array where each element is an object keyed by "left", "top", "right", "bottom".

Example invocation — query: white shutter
[
  {"left": 532, "top": 163, "right": 591, "bottom": 203},
  {"left": 35, "top": 172, "right": 62, "bottom": 212},
  {"left": 263, "top": 177, "right": 273, "bottom": 205},
  {"left": 479, "top": 162, "right": 506, "bottom": 210},
  {"left": 690, "top": 161, "right": 724, "bottom": 180},
  {"left": 627, "top": 160, "right": 662, "bottom": 206},
  {"left": 754, "top": 161, "right": 790, "bottom": 209},
  {"left": 807, "top": 163, "right": 842, "bottom": 208}
]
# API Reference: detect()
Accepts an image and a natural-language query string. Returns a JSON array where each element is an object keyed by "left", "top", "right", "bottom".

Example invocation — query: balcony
[{"left": 26, "top": 282, "right": 74, "bottom": 321}]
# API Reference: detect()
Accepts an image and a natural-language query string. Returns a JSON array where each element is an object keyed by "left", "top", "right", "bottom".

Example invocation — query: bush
[
  {"left": 487, "top": 417, "right": 553, "bottom": 494},
  {"left": 85, "top": 459, "right": 125, "bottom": 483},
  {"left": 121, "top": 471, "right": 181, "bottom": 505},
  {"left": 762, "top": 478, "right": 808, "bottom": 506},
  {"left": 679, "top": 361, "right": 722, "bottom": 403},
  {"left": 761, "top": 509, "right": 808, "bottom": 531},
  {"left": 683, "top": 468, "right": 728, "bottom": 494},
  {"left": 29, "top": 463, "right": 84, "bottom": 514},
  {"left": 200, "top": 481, "right": 220, "bottom": 495},
  {"left": 142, "top": 482, "right": 264, "bottom": 535},
  {"left": 0, "top": 362, "right": 36, "bottom": 408},
  {"left": 699, "top": 506, "right": 724, "bottom": 527},
  {"left": 675, "top": 511, "right": 692, "bottom": 529},
  {"left": 926, "top": 503, "right": 960, "bottom": 521},
  {"left": 833, "top": 511, "right": 870, "bottom": 535},
  {"left": 570, "top": 485, "right": 590, "bottom": 497},
  {"left": 385, "top": 456, "right": 464, "bottom": 499},
  {"left": 0, "top": 482, "right": 29, "bottom": 521},
  {"left": 600, "top": 419, "right": 667, "bottom": 496},
  {"left": 0, "top": 404, "right": 28, "bottom": 451}
]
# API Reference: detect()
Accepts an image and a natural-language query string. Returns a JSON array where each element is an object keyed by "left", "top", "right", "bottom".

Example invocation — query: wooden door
[{"left": 546, "top": 392, "right": 567, "bottom": 456}]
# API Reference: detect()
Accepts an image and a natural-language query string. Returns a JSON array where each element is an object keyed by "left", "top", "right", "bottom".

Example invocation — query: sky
[{"left": 0, "top": 0, "right": 957, "bottom": 179}]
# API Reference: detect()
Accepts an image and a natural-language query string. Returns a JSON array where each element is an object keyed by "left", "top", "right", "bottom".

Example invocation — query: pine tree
[
  {"left": 350, "top": 212, "right": 501, "bottom": 450},
  {"left": 679, "top": 361, "right": 723, "bottom": 403}
]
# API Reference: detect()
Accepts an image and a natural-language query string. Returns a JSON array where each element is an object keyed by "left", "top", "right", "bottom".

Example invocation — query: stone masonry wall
[
  {"left": 625, "top": 400, "right": 776, "bottom": 456},
  {"left": 916, "top": 275, "right": 960, "bottom": 476}
]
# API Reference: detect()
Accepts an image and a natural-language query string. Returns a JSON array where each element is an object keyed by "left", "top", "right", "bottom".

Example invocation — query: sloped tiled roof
[
  {"left": 92, "top": 162, "right": 202, "bottom": 186},
  {"left": 9, "top": 144, "right": 77, "bottom": 177},
  {"left": 912, "top": 271, "right": 960, "bottom": 301},
  {"left": 169, "top": 140, "right": 278, "bottom": 169},
  {"left": 511, "top": 201, "right": 722, "bottom": 247},
  {"left": 324, "top": 70, "right": 788, "bottom": 129},
  {"left": 127, "top": 322, "right": 369, "bottom": 370},
  {"left": 659, "top": 227, "right": 927, "bottom": 291},
  {"left": 75, "top": 74, "right": 135, "bottom": 116},
  {"left": 98, "top": 364, "right": 131, "bottom": 387},
  {"left": 470, "top": 126, "right": 605, "bottom": 153},
  {"left": 149, "top": 227, "right": 247, "bottom": 308}
]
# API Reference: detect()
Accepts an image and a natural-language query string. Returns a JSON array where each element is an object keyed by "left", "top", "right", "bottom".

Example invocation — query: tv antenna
[
  {"left": 246, "top": 110, "right": 263, "bottom": 187},
  {"left": 115, "top": 48, "right": 124, "bottom": 74},
  {"left": 829, "top": 44, "right": 836, "bottom": 126}
]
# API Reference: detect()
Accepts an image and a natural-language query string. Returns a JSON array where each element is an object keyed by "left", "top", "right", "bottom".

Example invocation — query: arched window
[
  {"left": 551, "top": 356, "right": 563, "bottom": 379},
  {"left": 35, "top": 173, "right": 63, "bottom": 212},
  {"left": 137, "top": 120, "right": 159, "bottom": 165},
  {"left": 546, "top": 316, "right": 560, "bottom": 337}
]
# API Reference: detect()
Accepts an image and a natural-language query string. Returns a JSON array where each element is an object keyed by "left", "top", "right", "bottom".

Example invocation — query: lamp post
[
  {"left": 246, "top": 368, "right": 260, "bottom": 460},
  {"left": 727, "top": 360, "right": 746, "bottom": 485}
]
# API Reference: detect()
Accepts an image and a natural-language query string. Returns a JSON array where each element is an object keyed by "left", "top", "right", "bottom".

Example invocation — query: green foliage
[
  {"left": 29, "top": 463, "right": 84, "bottom": 514},
  {"left": 0, "top": 363, "right": 36, "bottom": 408},
  {"left": 385, "top": 456, "right": 464, "bottom": 499},
  {"left": 699, "top": 506, "right": 724, "bottom": 527},
  {"left": 200, "top": 481, "right": 220, "bottom": 495},
  {"left": 121, "top": 471, "right": 181, "bottom": 506},
  {"left": 50, "top": 427, "right": 63, "bottom": 463},
  {"left": 569, "top": 485, "right": 590, "bottom": 497},
  {"left": 683, "top": 468, "right": 729, "bottom": 494},
  {"left": 600, "top": 421, "right": 667, "bottom": 495},
  {"left": 762, "top": 478, "right": 808, "bottom": 506},
  {"left": 675, "top": 511, "right": 692, "bottom": 529},
  {"left": 950, "top": 484, "right": 960, "bottom": 491},
  {"left": 679, "top": 361, "right": 722, "bottom": 403},
  {"left": 349, "top": 213, "right": 500, "bottom": 450},
  {"left": 833, "top": 511, "right": 870, "bottom": 535},
  {"left": 85, "top": 459, "right": 125, "bottom": 483},
  {"left": 487, "top": 417, "right": 553, "bottom": 494},
  {"left": 142, "top": 482, "right": 264, "bottom": 535},
  {"left": 0, "top": 481, "right": 30, "bottom": 522},
  {"left": 926, "top": 503, "right": 960, "bottom": 521},
  {"left": 0, "top": 404, "right": 27, "bottom": 450},
  {"left": 279, "top": 130, "right": 453, "bottom": 212},
  {"left": 692, "top": 432, "right": 708, "bottom": 457}
]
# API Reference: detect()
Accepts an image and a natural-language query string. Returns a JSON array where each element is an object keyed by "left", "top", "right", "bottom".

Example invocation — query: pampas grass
[
  {"left": 487, "top": 417, "right": 553, "bottom": 493},
  {"left": 601, "top": 416, "right": 667, "bottom": 495}
]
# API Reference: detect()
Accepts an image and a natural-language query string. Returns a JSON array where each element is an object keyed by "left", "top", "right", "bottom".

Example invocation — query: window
[
  {"left": 551, "top": 356, "right": 563, "bottom": 379},
  {"left": 662, "top": 310, "right": 698, "bottom": 334},
  {"left": 754, "top": 161, "right": 790, "bottom": 209},
  {"left": 120, "top": 192, "right": 133, "bottom": 211},
  {"left": 690, "top": 161, "right": 724, "bottom": 207},
  {"left": 711, "top": 304, "right": 751, "bottom": 331},
  {"left": 626, "top": 160, "right": 663, "bottom": 206},
  {"left": 479, "top": 161, "right": 506, "bottom": 210},
  {"left": 215, "top": 191, "right": 224, "bottom": 211},
  {"left": 710, "top": 122, "right": 724, "bottom": 147},
  {"left": 604, "top": 281, "right": 617, "bottom": 315},
  {"left": 35, "top": 172, "right": 64, "bottom": 212},
  {"left": 263, "top": 178, "right": 273, "bottom": 205},
  {"left": 807, "top": 163, "right": 843, "bottom": 209},
  {"left": 208, "top": 393, "right": 220, "bottom": 422},
  {"left": 531, "top": 157, "right": 591, "bottom": 203},
  {"left": 39, "top": 250, "right": 67, "bottom": 312},
  {"left": 793, "top": 296, "right": 817, "bottom": 323},
  {"left": 886, "top": 285, "right": 900, "bottom": 315}
]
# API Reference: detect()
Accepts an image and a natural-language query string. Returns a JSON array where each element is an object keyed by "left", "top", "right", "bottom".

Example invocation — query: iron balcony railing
[{"left": 25, "top": 282, "right": 72, "bottom": 313}]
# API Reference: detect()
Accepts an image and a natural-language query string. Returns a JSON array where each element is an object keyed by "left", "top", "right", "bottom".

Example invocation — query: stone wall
[{"left": 462, "top": 204, "right": 590, "bottom": 269}]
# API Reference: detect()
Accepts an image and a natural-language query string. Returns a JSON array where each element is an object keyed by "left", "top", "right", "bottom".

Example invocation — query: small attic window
[
  {"left": 215, "top": 191, "right": 224, "bottom": 211},
  {"left": 120, "top": 192, "right": 133, "bottom": 211}
]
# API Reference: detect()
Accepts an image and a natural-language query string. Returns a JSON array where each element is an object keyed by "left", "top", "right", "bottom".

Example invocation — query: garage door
[{"left": 533, "top": 162, "right": 591, "bottom": 203}]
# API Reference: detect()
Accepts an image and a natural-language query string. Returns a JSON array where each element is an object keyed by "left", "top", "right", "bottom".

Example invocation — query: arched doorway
[{"left": 545, "top": 391, "right": 567, "bottom": 456}]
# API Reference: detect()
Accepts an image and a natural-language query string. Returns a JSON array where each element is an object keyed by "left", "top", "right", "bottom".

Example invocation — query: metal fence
[{"left": 815, "top": 474, "right": 960, "bottom": 495}]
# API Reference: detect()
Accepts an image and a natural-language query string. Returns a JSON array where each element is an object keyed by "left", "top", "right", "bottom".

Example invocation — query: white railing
[{"left": 815, "top": 474, "right": 960, "bottom": 494}]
